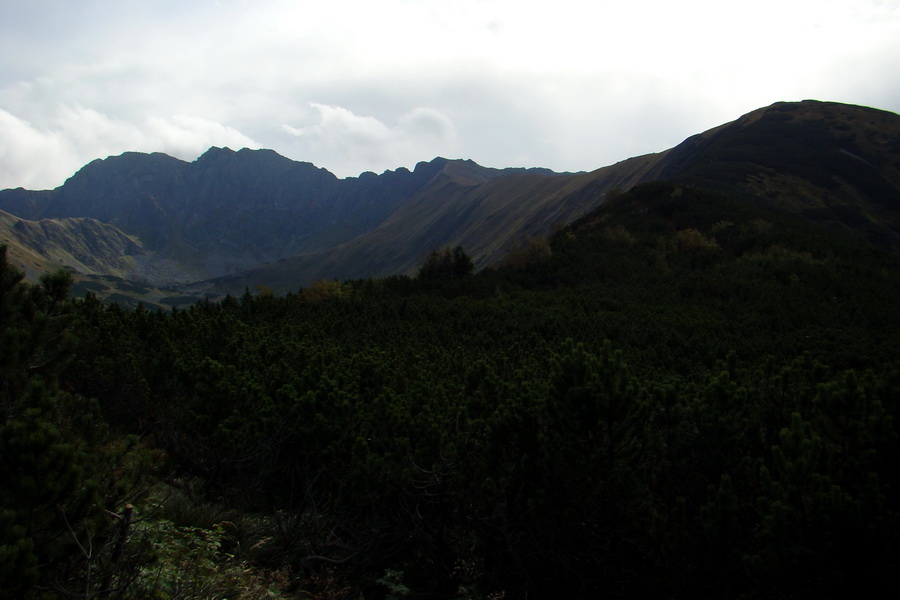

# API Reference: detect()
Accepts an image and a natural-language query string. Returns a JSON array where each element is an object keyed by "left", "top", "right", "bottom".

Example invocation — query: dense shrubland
[{"left": 3, "top": 182, "right": 899, "bottom": 598}]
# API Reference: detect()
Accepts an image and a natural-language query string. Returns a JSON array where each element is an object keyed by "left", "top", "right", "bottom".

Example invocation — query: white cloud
[
  {"left": 143, "top": 114, "right": 261, "bottom": 159},
  {"left": 0, "top": 105, "right": 259, "bottom": 189},
  {"left": 0, "top": 108, "right": 75, "bottom": 190},
  {"left": 282, "top": 104, "right": 457, "bottom": 176},
  {"left": 0, "top": 0, "right": 898, "bottom": 187}
]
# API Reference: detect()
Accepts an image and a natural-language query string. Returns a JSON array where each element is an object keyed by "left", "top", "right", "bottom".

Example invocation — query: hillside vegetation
[{"left": 3, "top": 180, "right": 898, "bottom": 598}]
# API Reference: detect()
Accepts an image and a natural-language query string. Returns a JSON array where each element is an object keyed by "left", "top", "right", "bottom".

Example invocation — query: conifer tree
[
  {"left": 0, "top": 246, "right": 151, "bottom": 598},
  {"left": 417, "top": 246, "right": 475, "bottom": 279}
]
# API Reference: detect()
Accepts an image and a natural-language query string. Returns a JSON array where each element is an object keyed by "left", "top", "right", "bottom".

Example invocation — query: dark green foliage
[
  {"left": 0, "top": 246, "right": 156, "bottom": 599},
  {"left": 159, "top": 294, "right": 201, "bottom": 306},
  {"left": 70, "top": 279, "right": 109, "bottom": 294},
  {"left": 417, "top": 246, "right": 475, "bottom": 279},
  {"left": 1, "top": 250, "right": 75, "bottom": 410},
  {"left": 8, "top": 178, "right": 900, "bottom": 597}
]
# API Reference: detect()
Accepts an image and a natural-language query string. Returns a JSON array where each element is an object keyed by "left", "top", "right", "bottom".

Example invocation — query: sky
[{"left": 1, "top": 0, "right": 899, "bottom": 190}]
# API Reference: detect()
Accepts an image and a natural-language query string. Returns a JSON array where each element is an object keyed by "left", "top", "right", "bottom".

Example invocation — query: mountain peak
[{"left": 195, "top": 146, "right": 237, "bottom": 162}]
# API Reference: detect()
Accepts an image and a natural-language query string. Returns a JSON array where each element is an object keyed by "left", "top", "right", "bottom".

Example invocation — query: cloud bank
[
  {"left": 282, "top": 104, "right": 457, "bottom": 176},
  {"left": 1, "top": 0, "right": 898, "bottom": 190},
  {"left": 0, "top": 106, "right": 259, "bottom": 190}
]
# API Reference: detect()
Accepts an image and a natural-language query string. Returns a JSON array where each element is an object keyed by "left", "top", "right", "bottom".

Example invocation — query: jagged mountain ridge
[
  {"left": 209, "top": 153, "right": 666, "bottom": 294},
  {"left": 1, "top": 99, "right": 898, "bottom": 301},
  {"left": 0, "top": 148, "right": 570, "bottom": 290}
]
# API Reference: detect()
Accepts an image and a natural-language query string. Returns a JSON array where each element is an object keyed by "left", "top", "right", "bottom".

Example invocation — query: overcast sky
[{"left": 1, "top": 0, "right": 899, "bottom": 190}]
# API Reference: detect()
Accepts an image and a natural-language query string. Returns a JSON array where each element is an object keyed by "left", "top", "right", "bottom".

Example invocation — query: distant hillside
[
  {"left": 0, "top": 210, "right": 142, "bottom": 280},
  {"left": 1, "top": 99, "right": 898, "bottom": 302}
]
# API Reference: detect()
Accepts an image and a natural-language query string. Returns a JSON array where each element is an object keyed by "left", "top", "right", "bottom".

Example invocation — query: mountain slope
[
  {"left": 1, "top": 99, "right": 898, "bottom": 300},
  {"left": 651, "top": 100, "right": 900, "bottom": 244},
  {"left": 209, "top": 152, "right": 665, "bottom": 293},
  {"left": 210, "top": 101, "right": 900, "bottom": 294}
]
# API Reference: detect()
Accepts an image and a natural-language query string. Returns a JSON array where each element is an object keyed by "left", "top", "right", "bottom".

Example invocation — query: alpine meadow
[{"left": 2, "top": 100, "right": 900, "bottom": 598}]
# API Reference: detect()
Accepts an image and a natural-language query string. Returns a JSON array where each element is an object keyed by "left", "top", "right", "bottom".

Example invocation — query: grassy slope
[{"left": 0, "top": 210, "right": 141, "bottom": 279}]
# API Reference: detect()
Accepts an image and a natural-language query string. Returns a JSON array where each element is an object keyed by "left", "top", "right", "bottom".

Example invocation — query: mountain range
[{"left": 1, "top": 99, "right": 898, "bottom": 306}]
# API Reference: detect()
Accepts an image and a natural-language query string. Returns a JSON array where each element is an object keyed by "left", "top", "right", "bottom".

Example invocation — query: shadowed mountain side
[
  {"left": 201, "top": 152, "right": 668, "bottom": 294},
  {"left": 0, "top": 149, "right": 565, "bottom": 289},
  {"left": 652, "top": 100, "right": 900, "bottom": 245}
]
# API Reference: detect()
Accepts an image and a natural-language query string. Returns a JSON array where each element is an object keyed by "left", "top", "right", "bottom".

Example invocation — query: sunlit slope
[{"left": 0, "top": 210, "right": 142, "bottom": 280}]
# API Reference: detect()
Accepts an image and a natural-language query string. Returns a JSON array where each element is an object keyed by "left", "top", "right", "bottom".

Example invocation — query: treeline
[{"left": 2, "top": 182, "right": 899, "bottom": 598}]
